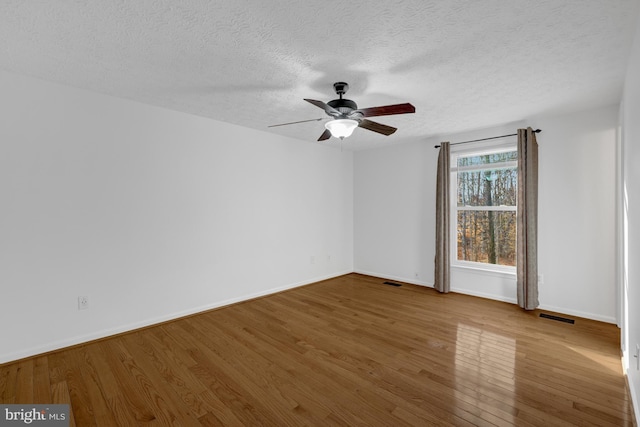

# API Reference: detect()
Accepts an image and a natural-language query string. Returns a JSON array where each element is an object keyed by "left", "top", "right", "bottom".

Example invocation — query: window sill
[{"left": 452, "top": 263, "right": 516, "bottom": 280}]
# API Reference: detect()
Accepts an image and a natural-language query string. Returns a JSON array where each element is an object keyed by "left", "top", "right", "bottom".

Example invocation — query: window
[{"left": 451, "top": 145, "right": 517, "bottom": 271}]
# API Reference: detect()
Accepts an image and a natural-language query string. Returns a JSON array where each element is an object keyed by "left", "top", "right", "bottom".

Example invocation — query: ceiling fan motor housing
[
  {"left": 327, "top": 81, "right": 358, "bottom": 116},
  {"left": 328, "top": 98, "right": 358, "bottom": 116}
]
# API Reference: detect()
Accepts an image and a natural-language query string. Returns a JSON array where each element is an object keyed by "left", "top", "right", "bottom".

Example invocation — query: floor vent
[
  {"left": 540, "top": 313, "right": 575, "bottom": 324},
  {"left": 383, "top": 281, "right": 402, "bottom": 287}
]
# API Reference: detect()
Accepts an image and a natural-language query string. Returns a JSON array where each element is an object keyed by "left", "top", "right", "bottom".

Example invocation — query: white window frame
[{"left": 450, "top": 141, "right": 518, "bottom": 275}]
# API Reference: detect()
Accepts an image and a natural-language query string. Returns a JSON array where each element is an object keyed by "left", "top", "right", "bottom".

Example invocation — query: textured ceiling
[{"left": 1, "top": 1, "right": 639, "bottom": 150}]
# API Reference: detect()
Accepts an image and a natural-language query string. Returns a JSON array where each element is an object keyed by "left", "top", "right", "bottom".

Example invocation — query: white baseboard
[
  {"left": 450, "top": 287, "right": 518, "bottom": 305},
  {"left": 353, "top": 269, "right": 433, "bottom": 288},
  {"left": 537, "top": 303, "right": 617, "bottom": 324},
  {"left": 630, "top": 378, "right": 640, "bottom": 426},
  {"left": 0, "top": 270, "right": 352, "bottom": 365},
  {"left": 622, "top": 353, "right": 640, "bottom": 425}
]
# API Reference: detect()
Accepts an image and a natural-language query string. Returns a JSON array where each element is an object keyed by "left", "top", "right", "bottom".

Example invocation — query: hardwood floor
[{"left": 0, "top": 273, "right": 635, "bottom": 426}]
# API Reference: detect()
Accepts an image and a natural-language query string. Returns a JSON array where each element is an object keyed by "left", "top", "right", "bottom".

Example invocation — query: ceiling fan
[{"left": 269, "top": 82, "right": 416, "bottom": 141}]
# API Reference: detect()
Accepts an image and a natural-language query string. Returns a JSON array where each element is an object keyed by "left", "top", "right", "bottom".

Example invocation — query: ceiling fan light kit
[
  {"left": 269, "top": 81, "right": 415, "bottom": 142},
  {"left": 325, "top": 119, "right": 358, "bottom": 139}
]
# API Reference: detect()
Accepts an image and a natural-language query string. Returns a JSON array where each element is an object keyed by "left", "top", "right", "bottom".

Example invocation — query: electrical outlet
[
  {"left": 538, "top": 274, "right": 544, "bottom": 284},
  {"left": 636, "top": 344, "right": 640, "bottom": 370},
  {"left": 78, "top": 296, "right": 89, "bottom": 310},
  {"left": 415, "top": 272, "right": 419, "bottom": 279},
  {"left": 310, "top": 256, "right": 316, "bottom": 265}
]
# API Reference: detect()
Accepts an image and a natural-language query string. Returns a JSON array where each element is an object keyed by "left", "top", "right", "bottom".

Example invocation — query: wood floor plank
[
  {"left": 48, "top": 349, "right": 96, "bottom": 426},
  {"left": 118, "top": 332, "right": 202, "bottom": 425},
  {"left": 0, "top": 273, "right": 635, "bottom": 426},
  {"left": 32, "top": 356, "right": 52, "bottom": 404},
  {"left": 74, "top": 346, "right": 120, "bottom": 426},
  {"left": 0, "top": 363, "right": 18, "bottom": 404},
  {"left": 50, "top": 380, "right": 77, "bottom": 427},
  {"left": 99, "top": 338, "right": 164, "bottom": 424},
  {"left": 13, "top": 359, "right": 34, "bottom": 403},
  {"left": 79, "top": 343, "right": 140, "bottom": 425}
]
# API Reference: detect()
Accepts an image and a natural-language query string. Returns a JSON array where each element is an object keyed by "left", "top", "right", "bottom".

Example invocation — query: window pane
[
  {"left": 457, "top": 210, "right": 516, "bottom": 266},
  {"left": 457, "top": 167, "right": 517, "bottom": 207},
  {"left": 457, "top": 151, "right": 517, "bottom": 168}
]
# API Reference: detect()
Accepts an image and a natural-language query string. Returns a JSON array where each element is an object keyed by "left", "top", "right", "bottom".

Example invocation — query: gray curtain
[
  {"left": 435, "top": 142, "right": 450, "bottom": 293},
  {"left": 517, "top": 128, "right": 539, "bottom": 309}
]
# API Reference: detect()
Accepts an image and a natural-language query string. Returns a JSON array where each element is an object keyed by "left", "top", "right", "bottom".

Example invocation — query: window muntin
[{"left": 451, "top": 146, "right": 517, "bottom": 271}]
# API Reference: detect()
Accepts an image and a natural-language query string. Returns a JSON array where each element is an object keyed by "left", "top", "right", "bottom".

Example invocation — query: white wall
[
  {"left": 536, "top": 107, "right": 617, "bottom": 322},
  {"left": 619, "top": 10, "right": 640, "bottom": 419},
  {"left": 354, "top": 140, "right": 436, "bottom": 286},
  {"left": 354, "top": 105, "right": 618, "bottom": 323},
  {"left": 0, "top": 70, "right": 353, "bottom": 364}
]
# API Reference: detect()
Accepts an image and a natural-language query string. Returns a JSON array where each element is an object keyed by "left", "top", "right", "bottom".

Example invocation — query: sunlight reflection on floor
[{"left": 454, "top": 323, "right": 517, "bottom": 422}]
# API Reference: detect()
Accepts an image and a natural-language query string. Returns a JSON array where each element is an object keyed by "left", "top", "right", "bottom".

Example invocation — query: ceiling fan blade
[
  {"left": 268, "top": 118, "right": 324, "bottom": 128},
  {"left": 304, "top": 99, "right": 341, "bottom": 117},
  {"left": 353, "top": 103, "right": 415, "bottom": 118},
  {"left": 318, "top": 129, "right": 332, "bottom": 141},
  {"left": 358, "top": 119, "right": 397, "bottom": 136}
]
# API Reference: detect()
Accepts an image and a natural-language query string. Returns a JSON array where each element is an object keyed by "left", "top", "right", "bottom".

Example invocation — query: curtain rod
[{"left": 433, "top": 129, "right": 541, "bottom": 149}]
